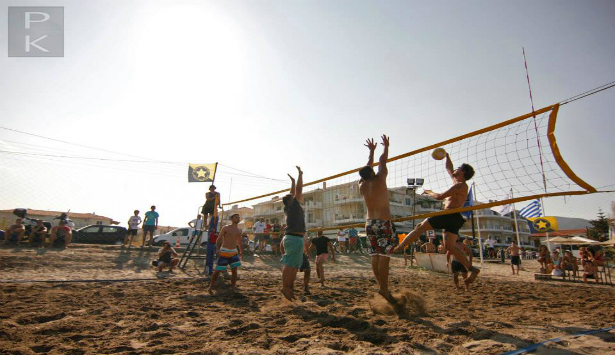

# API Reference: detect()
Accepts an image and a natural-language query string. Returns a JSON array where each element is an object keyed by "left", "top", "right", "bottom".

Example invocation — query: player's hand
[
  {"left": 287, "top": 174, "right": 295, "bottom": 181},
  {"left": 381, "top": 134, "right": 389, "bottom": 147},
  {"left": 364, "top": 138, "right": 376, "bottom": 151},
  {"left": 422, "top": 189, "right": 433, "bottom": 196},
  {"left": 296, "top": 166, "right": 303, "bottom": 174}
]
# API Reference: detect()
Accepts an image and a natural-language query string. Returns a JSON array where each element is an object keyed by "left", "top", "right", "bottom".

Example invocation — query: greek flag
[{"left": 518, "top": 199, "right": 542, "bottom": 219}]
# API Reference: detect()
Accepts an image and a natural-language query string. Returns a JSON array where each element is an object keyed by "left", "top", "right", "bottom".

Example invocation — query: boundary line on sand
[
  {"left": 503, "top": 326, "right": 615, "bottom": 355},
  {"left": 0, "top": 276, "right": 205, "bottom": 284}
]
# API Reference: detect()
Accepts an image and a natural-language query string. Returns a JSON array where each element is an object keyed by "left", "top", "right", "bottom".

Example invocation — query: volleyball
[{"left": 431, "top": 148, "right": 447, "bottom": 160}]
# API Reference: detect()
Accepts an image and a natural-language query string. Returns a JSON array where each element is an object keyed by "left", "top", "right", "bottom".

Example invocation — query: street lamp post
[{"left": 406, "top": 178, "right": 424, "bottom": 266}]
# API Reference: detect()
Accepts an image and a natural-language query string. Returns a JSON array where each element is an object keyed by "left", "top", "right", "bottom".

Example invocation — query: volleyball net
[{"left": 223, "top": 103, "right": 597, "bottom": 232}]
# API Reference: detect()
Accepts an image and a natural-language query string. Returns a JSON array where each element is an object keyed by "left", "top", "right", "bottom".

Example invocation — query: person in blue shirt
[{"left": 142, "top": 205, "right": 159, "bottom": 247}]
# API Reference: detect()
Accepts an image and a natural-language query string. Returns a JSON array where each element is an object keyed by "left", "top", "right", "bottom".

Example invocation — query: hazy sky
[{"left": 1, "top": 0, "right": 614, "bottom": 227}]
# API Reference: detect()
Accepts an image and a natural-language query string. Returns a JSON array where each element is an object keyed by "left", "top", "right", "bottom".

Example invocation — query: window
[
  {"left": 406, "top": 198, "right": 412, "bottom": 205},
  {"left": 83, "top": 227, "right": 99, "bottom": 233},
  {"left": 102, "top": 227, "right": 117, "bottom": 233}
]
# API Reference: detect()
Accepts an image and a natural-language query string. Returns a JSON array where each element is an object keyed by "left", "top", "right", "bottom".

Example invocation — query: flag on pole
[
  {"left": 188, "top": 163, "right": 217, "bottom": 182},
  {"left": 461, "top": 185, "right": 474, "bottom": 219},
  {"left": 490, "top": 193, "right": 513, "bottom": 216},
  {"left": 518, "top": 199, "right": 542, "bottom": 218},
  {"left": 527, "top": 216, "right": 558, "bottom": 233}
]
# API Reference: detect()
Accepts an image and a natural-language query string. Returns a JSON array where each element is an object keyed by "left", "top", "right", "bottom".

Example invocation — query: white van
[{"left": 152, "top": 227, "right": 207, "bottom": 247}]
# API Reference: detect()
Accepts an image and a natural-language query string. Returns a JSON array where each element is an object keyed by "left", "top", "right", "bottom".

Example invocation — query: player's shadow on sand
[{"left": 290, "top": 306, "right": 395, "bottom": 346}]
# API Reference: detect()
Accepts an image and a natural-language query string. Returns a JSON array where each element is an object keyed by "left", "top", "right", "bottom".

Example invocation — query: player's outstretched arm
[
  {"left": 445, "top": 153, "right": 454, "bottom": 180},
  {"left": 295, "top": 166, "right": 303, "bottom": 203},
  {"left": 287, "top": 174, "right": 296, "bottom": 197},
  {"left": 365, "top": 138, "right": 376, "bottom": 167},
  {"left": 378, "top": 135, "right": 389, "bottom": 177}
]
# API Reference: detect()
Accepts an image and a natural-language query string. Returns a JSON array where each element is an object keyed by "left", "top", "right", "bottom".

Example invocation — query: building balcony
[
  {"left": 304, "top": 201, "right": 323, "bottom": 209},
  {"left": 334, "top": 216, "right": 364, "bottom": 224},
  {"left": 334, "top": 197, "right": 363, "bottom": 205},
  {"left": 307, "top": 220, "right": 323, "bottom": 227}
]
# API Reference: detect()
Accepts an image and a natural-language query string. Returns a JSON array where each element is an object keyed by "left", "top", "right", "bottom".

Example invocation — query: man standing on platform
[
  {"left": 202, "top": 185, "right": 220, "bottom": 230},
  {"left": 359, "top": 135, "right": 398, "bottom": 302}
]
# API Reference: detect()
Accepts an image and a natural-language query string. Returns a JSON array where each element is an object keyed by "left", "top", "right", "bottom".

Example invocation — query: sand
[{"left": 1, "top": 244, "right": 614, "bottom": 354}]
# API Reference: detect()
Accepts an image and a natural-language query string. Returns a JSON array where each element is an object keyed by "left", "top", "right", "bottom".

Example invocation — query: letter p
[{"left": 25, "top": 12, "right": 50, "bottom": 29}]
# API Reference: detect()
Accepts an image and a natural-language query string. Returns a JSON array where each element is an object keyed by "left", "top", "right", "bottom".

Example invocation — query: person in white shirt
[
  {"left": 253, "top": 218, "right": 266, "bottom": 251},
  {"left": 125, "top": 210, "right": 142, "bottom": 246},
  {"left": 337, "top": 228, "right": 348, "bottom": 253},
  {"left": 485, "top": 237, "right": 496, "bottom": 258},
  {"left": 188, "top": 215, "right": 204, "bottom": 239}
]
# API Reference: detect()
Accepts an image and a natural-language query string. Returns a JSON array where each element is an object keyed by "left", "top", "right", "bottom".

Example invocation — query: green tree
[{"left": 587, "top": 209, "right": 612, "bottom": 241}]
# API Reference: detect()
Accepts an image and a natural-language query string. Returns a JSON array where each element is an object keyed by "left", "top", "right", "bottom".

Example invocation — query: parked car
[
  {"left": 72, "top": 225, "right": 127, "bottom": 245},
  {"left": 152, "top": 227, "right": 206, "bottom": 247}
]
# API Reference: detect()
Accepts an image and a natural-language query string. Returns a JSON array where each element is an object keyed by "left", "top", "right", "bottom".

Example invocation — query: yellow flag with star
[
  {"left": 527, "top": 217, "right": 558, "bottom": 233},
  {"left": 188, "top": 163, "right": 217, "bottom": 182}
]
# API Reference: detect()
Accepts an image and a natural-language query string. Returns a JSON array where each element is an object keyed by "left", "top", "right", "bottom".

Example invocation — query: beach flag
[
  {"left": 461, "top": 186, "right": 474, "bottom": 219},
  {"left": 188, "top": 163, "right": 217, "bottom": 182},
  {"left": 490, "top": 192, "right": 513, "bottom": 216},
  {"left": 518, "top": 199, "right": 542, "bottom": 218},
  {"left": 527, "top": 216, "right": 558, "bottom": 233}
]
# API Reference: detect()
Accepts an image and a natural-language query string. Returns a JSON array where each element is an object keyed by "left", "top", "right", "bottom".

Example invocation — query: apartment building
[{"left": 251, "top": 181, "right": 443, "bottom": 233}]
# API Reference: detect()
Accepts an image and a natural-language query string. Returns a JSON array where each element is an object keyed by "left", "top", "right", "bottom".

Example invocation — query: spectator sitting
[
  {"left": 551, "top": 250, "right": 564, "bottom": 276},
  {"left": 562, "top": 251, "right": 578, "bottom": 278},
  {"left": 421, "top": 238, "right": 436, "bottom": 253},
  {"left": 49, "top": 220, "right": 72, "bottom": 248},
  {"left": 583, "top": 259, "right": 599, "bottom": 284},
  {"left": 537, "top": 245, "right": 551, "bottom": 273},
  {"left": 30, "top": 220, "right": 48, "bottom": 248},
  {"left": 241, "top": 233, "right": 251, "bottom": 255},
  {"left": 3, "top": 218, "right": 25, "bottom": 245},
  {"left": 592, "top": 249, "right": 605, "bottom": 267},
  {"left": 579, "top": 247, "right": 594, "bottom": 267},
  {"left": 437, "top": 243, "right": 446, "bottom": 254},
  {"left": 156, "top": 241, "right": 179, "bottom": 272}
]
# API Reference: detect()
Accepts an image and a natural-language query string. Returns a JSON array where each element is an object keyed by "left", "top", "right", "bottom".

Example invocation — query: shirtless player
[
  {"left": 395, "top": 152, "right": 480, "bottom": 286},
  {"left": 359, "top": 135, "right": 398, "bottom": 302},
  {"left": 208, "top": 213, "right": 243, "bottom": 293}
]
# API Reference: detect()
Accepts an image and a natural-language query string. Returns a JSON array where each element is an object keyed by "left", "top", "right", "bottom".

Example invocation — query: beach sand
[{"left": 1, "top": 245, "right": 614, "bottom": 354}]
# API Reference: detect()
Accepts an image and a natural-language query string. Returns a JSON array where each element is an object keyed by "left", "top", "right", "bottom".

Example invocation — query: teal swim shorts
[{"left": 281, "top": 235, "right": 304, "bottom": 269}]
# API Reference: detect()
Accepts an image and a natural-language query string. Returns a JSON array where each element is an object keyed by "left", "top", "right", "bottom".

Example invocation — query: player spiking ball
[{"left": 395, "top": 149, "right": 480, "bottom": 286}]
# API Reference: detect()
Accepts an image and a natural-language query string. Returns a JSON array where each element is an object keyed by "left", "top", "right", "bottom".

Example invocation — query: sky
[{"left": 0, "top": 0, "right": 614, "bottom": 227}]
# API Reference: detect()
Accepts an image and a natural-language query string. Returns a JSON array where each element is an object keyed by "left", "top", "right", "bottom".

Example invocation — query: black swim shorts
[
  {"left": 427, "top": 213, "right": 465, "bottom": 235},
  {"left": 451, "top": 260, "right": 467, "bottom": 274}
]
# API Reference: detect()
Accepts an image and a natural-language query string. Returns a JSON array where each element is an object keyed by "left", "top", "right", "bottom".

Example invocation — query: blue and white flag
[
  {"left": 461, "top": 186, "right": 474, "bottom": 219},
  {"left": 518, "top": 199, "right": 542, "bottom": 219}
]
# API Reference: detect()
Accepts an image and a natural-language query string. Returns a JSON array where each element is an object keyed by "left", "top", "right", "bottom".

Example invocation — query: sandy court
[{"left": 1, "top": 244, "right": 614, "bottom": 354}]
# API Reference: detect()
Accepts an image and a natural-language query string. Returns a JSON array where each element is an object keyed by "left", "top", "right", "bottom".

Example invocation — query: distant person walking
[
  {"left": 125, "top": 210, "right": 142, "bottom": 246},
  {"left": 142, "top": 206, "right": 159, "bottom": 247},
  {"left": 309, "top": 231, "right": 335, "bottom": 287},
  {"left": 506, "top": 241, "right": 521, "bottom": 275},
  {"left": 208, "top": 214, "right": 243, "bottom": 293}
]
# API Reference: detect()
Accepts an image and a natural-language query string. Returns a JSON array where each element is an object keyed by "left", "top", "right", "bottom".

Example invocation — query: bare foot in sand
[
  {"left": 464, "top": 266, "right": 480, "bottom": 286},
  {"left": 281, "top": 287, "right": 295, "bottom": 301},
  {"left": 378, "top": 290, "right": 396, "bottom": 304},
  {"left": 208, "top": 287, "right": 214, "bottom": 295}
]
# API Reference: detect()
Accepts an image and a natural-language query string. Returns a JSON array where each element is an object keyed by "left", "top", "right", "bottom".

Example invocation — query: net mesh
[{"left": 224, "top": 104, "right": 595, "bottom": 232}]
